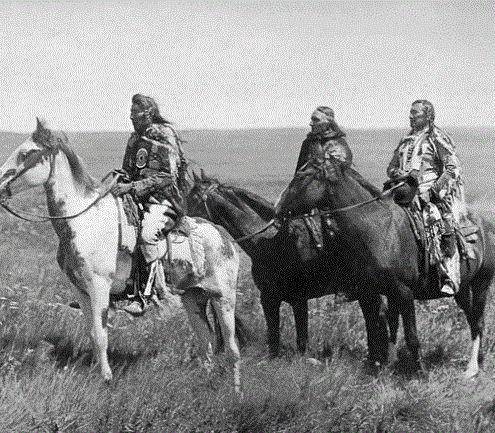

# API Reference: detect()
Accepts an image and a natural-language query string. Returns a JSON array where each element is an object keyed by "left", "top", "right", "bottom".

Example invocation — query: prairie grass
[
  {"left": 1, "top": 191, "right": 495, "bottom": 432},
  {"left": 1, "top": 128, "right": 495, "bottom": 431}
]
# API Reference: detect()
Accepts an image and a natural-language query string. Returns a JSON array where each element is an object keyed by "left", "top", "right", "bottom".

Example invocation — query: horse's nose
[{"left": 0, "top": 168, "right": 16, "bottom": 186}]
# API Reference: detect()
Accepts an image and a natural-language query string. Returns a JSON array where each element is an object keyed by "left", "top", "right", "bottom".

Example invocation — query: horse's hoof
[
  {"left": 306, "top": 357, "right": 323, "bottom": 367},
  {"left": 363, "top": 358, "right": 386, "bottom": 376},
  {"left": 102, "top": 371, "right": 113, "bottom": 383},
  {"left": 463, "top": 369, "right": 480, "bottom": 381}
]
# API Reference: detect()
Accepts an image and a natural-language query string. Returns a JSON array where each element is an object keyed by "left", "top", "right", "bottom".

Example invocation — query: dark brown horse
[
  {"left": 275, "top": 153, "right": 495, "bottom": 378},
  {"left": 186, "top": 172, "right": 390, "bottom": 365}
]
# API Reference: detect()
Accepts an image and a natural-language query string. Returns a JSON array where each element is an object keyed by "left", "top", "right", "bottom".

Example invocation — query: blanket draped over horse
[
  {"left": 186, "top": 171, "right": 390, "bottom": 365},
  {"left": 275, "top": 150, "right": 495, "bottom": 378},
  {"left": 0, "top": 119, "right": 242, "bottom": 393}
]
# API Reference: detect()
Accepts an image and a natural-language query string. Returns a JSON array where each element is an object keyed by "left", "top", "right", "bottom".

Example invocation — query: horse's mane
[
  {"left": 32, "top": 126, "right": 98, "bottom": 193},
  {"left": 348, "top": 166, "right": 383, "bottom": 198},
  {"left": 194, "top": 173, "right": 276, "bottom": 221}
]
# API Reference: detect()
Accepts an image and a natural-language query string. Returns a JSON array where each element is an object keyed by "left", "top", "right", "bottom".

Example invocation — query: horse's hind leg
[
  {"left": 455, "top": 280, "right": 489, "bottom": 379},
  {"left": 181, "top": 291, "right": 214, "bottom": 370},
  {"left": 384, "top": 294, "right": 400, "bottom": 366},
  {"left": 211, "top": 293, "right": 241, "bottom": 395},
  {"left": 209, "top": 302, "right": 224, "bottom": 353}
]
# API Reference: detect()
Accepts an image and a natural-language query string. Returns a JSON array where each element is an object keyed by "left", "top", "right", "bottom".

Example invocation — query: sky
[{"left": 0, "top": 0, "right": 494, "bottom": 132}]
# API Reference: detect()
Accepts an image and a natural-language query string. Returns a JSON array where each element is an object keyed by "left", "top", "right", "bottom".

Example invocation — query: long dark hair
[{"left": 132, "top": 93, "right": 171, "bottom": 125}]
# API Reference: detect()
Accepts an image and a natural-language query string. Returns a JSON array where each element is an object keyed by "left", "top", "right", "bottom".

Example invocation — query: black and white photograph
[{"left": 0, "top": 1, "right": 494, "bottom": 431}]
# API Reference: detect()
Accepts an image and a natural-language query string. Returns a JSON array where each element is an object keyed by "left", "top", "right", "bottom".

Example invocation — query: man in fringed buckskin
[
  {"left": 386, "top": 99, "right": 466, "bottom": 295},
  {"left": 112, "top": 93, "right": 187, "bottom": 314}
]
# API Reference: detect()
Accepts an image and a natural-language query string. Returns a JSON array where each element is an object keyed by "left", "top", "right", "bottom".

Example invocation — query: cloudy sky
[{"left": 0, "top": 1, "right": 494, "bottom": 132}]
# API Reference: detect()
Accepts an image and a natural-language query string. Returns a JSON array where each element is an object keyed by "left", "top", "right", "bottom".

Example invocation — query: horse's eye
[{"left": 16, "top": 149, "right": 38, "bottom": 165}]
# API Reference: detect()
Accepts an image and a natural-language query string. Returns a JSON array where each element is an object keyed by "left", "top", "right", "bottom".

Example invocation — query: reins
[
  {"left": 234, "top": 219, "right": 278, "bottom": 242},
  {"left": 0, "top": 143, "right": 121, "bottom": 222},
  {"left": 194, "top": 181, "right": 279, "bottom": 243},
  {"left": 316, "top": 180, "right": 405, "bottom": 215},
  {"left": 280, "top": 157, "right": 405, "bottom": 218}
]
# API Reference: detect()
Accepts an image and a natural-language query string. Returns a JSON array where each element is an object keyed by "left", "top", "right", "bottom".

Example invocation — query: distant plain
[{"left": 1, "top": 125, "right": 494, "bottom": 203}]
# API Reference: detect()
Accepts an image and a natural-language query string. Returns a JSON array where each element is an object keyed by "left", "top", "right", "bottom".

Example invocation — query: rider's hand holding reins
[{"left": 111, "top": 182, "right": 133, "bottom": 196}]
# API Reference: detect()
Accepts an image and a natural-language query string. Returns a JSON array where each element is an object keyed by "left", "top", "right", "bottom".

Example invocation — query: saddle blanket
[
  {"left": 153, "top": 216, "right": 206, "bottom": 278},
  {"left": 407, "top": 207, "right": 478, "bottom": 264}
]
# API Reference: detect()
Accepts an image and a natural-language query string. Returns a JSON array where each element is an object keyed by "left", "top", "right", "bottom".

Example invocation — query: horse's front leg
[
  {"left": 292, "top": 299, "right": 309, "bottom": 354},
  {"left": 396, "top": 282, "right": 422, "bottom": 372},
  {"left": 259, "top": 291, "right": 282, "bottom": 357},
  {"left": 359, "top": 293, "right": 389, "bottom": 368},
  {"left": 88, "top": 274, "right": 113, "bottom": 381},
  {"left": 68, "top": 268, "right": 112, "bottom": 382}
]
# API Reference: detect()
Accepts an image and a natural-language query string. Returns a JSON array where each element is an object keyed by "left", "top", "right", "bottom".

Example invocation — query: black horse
[
  {"left": 186, "top": 171, "right": 390, "bottom": 365},
  {"left": 275, "top": 152, "right": 495, "bottom": 378}
]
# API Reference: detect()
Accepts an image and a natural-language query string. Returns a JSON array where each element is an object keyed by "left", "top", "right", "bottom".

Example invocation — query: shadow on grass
[
  {"left": 0, "top": 333, "right": 158, "bottom": 379},
  {"left": 391, "top": 344, "right": 454, "bottom": 379},
  {"left": 43, "top": 335, "right": 158, "bottom": 377}
]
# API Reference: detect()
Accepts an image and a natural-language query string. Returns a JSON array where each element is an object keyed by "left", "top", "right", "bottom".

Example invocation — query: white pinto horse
[{"left": 0, "top": 119, "right": 242, "bottom": 394}]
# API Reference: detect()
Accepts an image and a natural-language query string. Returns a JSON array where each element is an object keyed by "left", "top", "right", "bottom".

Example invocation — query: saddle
[
  {"left": 118, "top": 193, "right": 203, "bottom": 298},
  {"left": 385, "top": 176, "right": 480, "bottom": 267},
  {"left": 287, "top": 209, "right": 338, "bottom": 261}
]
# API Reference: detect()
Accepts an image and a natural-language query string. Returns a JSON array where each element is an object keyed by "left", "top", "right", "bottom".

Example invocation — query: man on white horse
[{"left": 112, "top": 94, "right": 187, "bottom": 314}]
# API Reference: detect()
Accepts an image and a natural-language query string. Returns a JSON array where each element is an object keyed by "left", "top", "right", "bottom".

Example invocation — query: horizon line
[{"left": 1, "top": 124, "right": 494, "bottom": 135}]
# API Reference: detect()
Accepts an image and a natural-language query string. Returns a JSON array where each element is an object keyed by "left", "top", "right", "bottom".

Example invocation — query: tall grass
[
  {"left": 1, "top": 127, "right": 495, "bottom": 431},
  {"left": 1, "top": 191, "right": 495, "bottom": 431}
]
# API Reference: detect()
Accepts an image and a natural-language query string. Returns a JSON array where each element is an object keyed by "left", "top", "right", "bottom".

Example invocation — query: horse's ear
[
  {"left": 200, "top": 168, "right": 206, "bottom": 180},
  {"left": 33, "top": 117, "right": 51, "bottom": 145},
  {"left": 36, "top": 117, "right": 45, "bottom": 131},
  {"left": 192, "top": 170, "right": 200, "bottom": 183}
]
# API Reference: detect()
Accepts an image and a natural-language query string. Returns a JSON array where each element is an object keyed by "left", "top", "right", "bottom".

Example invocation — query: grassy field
[{"left": 1, "top": 127, "right": 495, "bottom": 431}]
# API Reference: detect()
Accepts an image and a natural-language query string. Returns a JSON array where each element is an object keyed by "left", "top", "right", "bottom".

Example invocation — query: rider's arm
[
  {"left": 387, "top": 144, "right": 403, "bottom": 179},
  {"left": 431, "top": 132, "right": 459, "bottom": 197},
  {"left": 131, "top": 173, "right": 172, "bottom": 197}
]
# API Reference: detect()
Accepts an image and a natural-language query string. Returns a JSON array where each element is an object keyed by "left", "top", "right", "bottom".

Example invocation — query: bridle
[
  {"left": 0, "top": 142, "right": 119, "bottom": 222},
  {"left": 191, "top": 181, "right": 278, "bottom": 242},
  {"left": 279, "top": 157, "right": 404, "bottom": 219}
]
